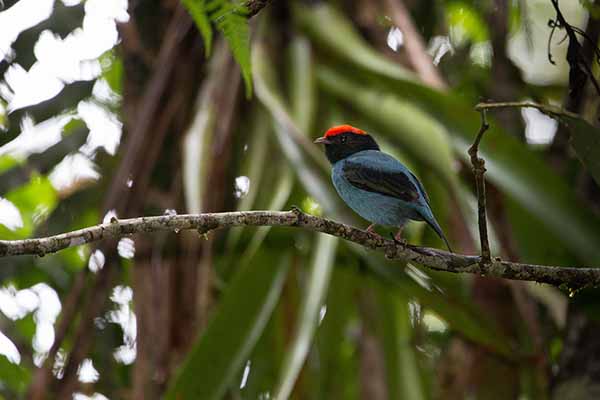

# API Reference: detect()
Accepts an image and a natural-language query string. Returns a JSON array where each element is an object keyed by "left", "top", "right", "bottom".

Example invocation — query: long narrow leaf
[
  {"left": 240, "top": 166, "right": 294, "bottom": 261},
  {"left": 209, "top": 0, "right": 252, "bottom": 95},
  {"left": 316, "top": 267, "right": 361, "bottom": 398},
  {"left": 165, "top": 253, "right": 290, "bottom": 400},
  {"left": 288, "top": 35, "right": 316, "bottom": 134},
  {"left": 252, "top": 41, "right": 328, "bottom": 171},
  {"left": 273, "top": 234, "right": 338, "bottom": 399},
  {"left": 378, "top": 288, "right": 427, "bottom": 400},
  {"left": 252, "top": 40, "right": 342, "bottom": 217},
  {"left": 182, "top": 42, "right": 233, "bottom": 214},
  {"left": 355, "top": 247, "right": 514, "bottom": 358},
  {"left": 293, "top": 3, "right": 416, "bottom": 83},
  {"left": 226, "top": 109, "right": 270, "bottom": 252}
]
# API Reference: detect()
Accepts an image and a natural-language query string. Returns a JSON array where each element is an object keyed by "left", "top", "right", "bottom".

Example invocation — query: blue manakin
[{"left": 314, "top": 124, "right": 452, "bottom": 252}]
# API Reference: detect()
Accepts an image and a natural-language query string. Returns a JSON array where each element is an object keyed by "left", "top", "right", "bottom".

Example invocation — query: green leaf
[
  {"left": 182, "top": 0, "right": 253, "bottom": 94},
  {"left": 377, "top": 288, "right": 427, "bottom": 400},
  {"left": 238, "top": 297, "right": 287, "bottom": 398},
  {"left": 252, "top": 40, "right": 327, "bottom": 170},
  {"left": 224, "top": 113, "right": 294, "bottom": 272},
  {"left": 99, "top": 50, "right": 124, "bottom": 95},
  {"left": 182, "top": 0, "right": 213, "bottom": 55},
  {"left": 252, "top": 40, "right": 342, "bottom": 217},
  {"left": 580, "top": 0, "right": 600, "bottom": 18},
  {"left": 293, "top": 3, "right": 416, "bottom": 83},
  {"left": 288, "top": 35, "right": 316, "bottom": 134},
  {"left": 358, "top": 250, "right": 515, "bottom": 358},
  {"left": 0, "top": 156, "right": 19, "bottom": 174},
  {"left": 226, "top": 32, "right": 316, "bottom": 266},
  {"left": 0, "top": 356, "right": 29, "bottom": 395},
  {"left": 446, "top": 1, "right": 489, "bottom": 44},
  {"left": 225, "top": 109, "right": 271, "bottom": 253},
  {"left": 239, "top": 163, "right": 294, "bottom": 262},
  {"left": 182, "top": 47, "right": 222, "bottom": 214},
  {"left": 273, "top": 234, "right": 338, "bottom": 399},
  {"left": 209, "top": 0, "right": 252, "bottom": 96},
  {"left": 164, "top": 252, "right": 290, "bottom": 400},
  {"left": 0, "top": 176, "right": 58, "bottom": 240},
  {"left": 230, "top": 33, "right": 316, "bottom": 264},
  {"left": 315, "top": 267, "right": 360, "bottom": 399}
]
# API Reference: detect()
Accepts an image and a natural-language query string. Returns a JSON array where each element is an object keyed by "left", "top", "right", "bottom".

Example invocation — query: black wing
[
  {"left": 408, "top": 171, "right": 430, "bottom": 205},
  {"left": 342, "top": 160, "right": 420, "bottom": 203}
]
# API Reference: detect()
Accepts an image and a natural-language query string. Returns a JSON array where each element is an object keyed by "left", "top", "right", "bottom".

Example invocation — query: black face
[{"left": 320, "top": 132, "right": 380, "bottom": 164}]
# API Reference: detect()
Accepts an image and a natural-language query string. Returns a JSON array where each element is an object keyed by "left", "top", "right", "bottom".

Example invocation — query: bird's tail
[{"left": 423, "top": 215, "right": 453, "bottom": 253}]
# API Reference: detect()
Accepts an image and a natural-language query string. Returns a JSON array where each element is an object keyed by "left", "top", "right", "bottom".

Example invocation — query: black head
[{"left": 314, "top": 125, "right": 380, "bottom": 164}]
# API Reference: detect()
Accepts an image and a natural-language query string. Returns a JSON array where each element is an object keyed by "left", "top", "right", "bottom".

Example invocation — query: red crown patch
[{"left": 324, "top": 125, "right": 367, "bottom": 137}]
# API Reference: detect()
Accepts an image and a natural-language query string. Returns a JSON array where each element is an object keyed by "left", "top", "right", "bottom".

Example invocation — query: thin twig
[
  {"left": 549, "top": 0, "right": 600, "bottom": 97},
  {"left": 468, "top": 109, "right": 491, "bottom": 265},
  {"left": 1, "top": 209, "right": 599, "bottom": 289},
  {"left": 475, "top": 101, "right": 580, "bottom": 120}
]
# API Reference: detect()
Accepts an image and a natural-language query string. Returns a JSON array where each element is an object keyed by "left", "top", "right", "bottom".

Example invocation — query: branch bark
[
  {"left": 475, "top": 101, "right": 580, "bottom": 119},
  {"left": 468, "top": 109, "right": 491, "bottom": 264},
  {"left": 1, "top": 209, "right": 599, "bottom": 288},
  {"left": 244, "top": 0, "right": 273, "bottom": 17}
]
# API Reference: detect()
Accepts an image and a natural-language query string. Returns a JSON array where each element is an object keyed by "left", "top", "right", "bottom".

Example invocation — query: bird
[{"left": 314, "top": 124, "right": 452, "bottom": 252}]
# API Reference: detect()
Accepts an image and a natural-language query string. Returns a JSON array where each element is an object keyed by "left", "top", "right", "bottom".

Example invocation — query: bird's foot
[
  {"left": 385, "top": 231, "right": 408, "bottom": 260},
  {"left": 391, "top": 229, "right": 408, "bottom": 246},
  {"left": 290, "top": 205, "right": 305, "bottom": 226},
  {"left": 290, "top": 205, "right": 303, "bottom": 214},
  {"left": 364, "top": 224, "right": 384, "bottom": 239}
]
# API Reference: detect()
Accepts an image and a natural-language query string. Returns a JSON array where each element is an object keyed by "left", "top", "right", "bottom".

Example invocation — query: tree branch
[
  {"left": 243, "top": 0, "right": 273, "bottom": 18},
  {"left": 1, "top": 209, "right": 599, "bottom": 288},
  {"left": 475, "top": 101, "right": 580, "bottom": 120},
  {"left": 468, "top": 109, "right": 491, "bottom": 264},
  {"left": 549, "top": 0, "right": 600, "bottom": 99}
]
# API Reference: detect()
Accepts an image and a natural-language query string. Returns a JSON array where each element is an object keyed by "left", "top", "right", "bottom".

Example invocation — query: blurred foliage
[
  {"left": 446, "top": 1, "right": 489, "bottom": 43},
  {"left": 0, "top": 176, "right": 57, "bottom": 240},
  {"left": 166, "top": 250, "right": 290, "bottom": 400},
  {"left": 0, "top": 0, "right": 599, "bottom": 399},
  {"left": 183, "top": 0, "right": 253, "bottom": 94},
  {"left": 581, "top": 0, "right": 600, "bottom": 18}
]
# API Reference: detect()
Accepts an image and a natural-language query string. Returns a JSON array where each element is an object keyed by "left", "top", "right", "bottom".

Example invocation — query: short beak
[{"left": 314, "top": 137, "right": 331, "bottom": 145}]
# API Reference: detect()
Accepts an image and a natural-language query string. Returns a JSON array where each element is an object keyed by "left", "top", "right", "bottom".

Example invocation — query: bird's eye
[{"left": 340, "top": 136, "right": 347, "bottom": 144}]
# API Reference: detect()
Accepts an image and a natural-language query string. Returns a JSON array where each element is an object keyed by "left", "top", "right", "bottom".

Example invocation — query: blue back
[{"left": 332, "top": 150, "right": 439, "bottom": 228}]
